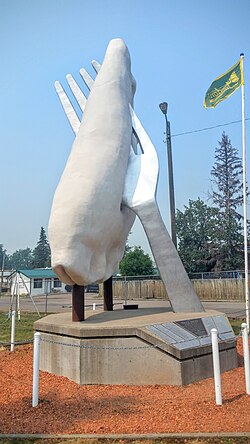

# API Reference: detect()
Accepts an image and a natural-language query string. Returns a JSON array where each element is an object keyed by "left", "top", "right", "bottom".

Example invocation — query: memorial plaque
[
  {"left": 175, "top": 318, "right": 207, "bottom": 337},
  {"left": 147, "top": 323, "right": 201, "bottom": 350},
  {"left": 148, "top": 325, "right": 177, "bottom": 344},
  {"left": 213, "top": 316, "right": 232, "bottom": 333}
]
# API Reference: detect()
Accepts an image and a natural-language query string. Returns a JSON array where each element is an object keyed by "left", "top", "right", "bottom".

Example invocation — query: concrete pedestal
[{"left": 34, "top": 308, "right": 238, "bottom": 386}]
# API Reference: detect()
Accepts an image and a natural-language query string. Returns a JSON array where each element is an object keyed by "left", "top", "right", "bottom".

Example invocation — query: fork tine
[
  {"left": 91, "top": 60, "right": 101, "bottom": 73},
  {"left": 66, "top": 74, "right": 87, "bottom": 112},
  {"left": 129, "top": 105, "right": 157, "bottom": 160},
  {"left": 79, "top": 68, "right": 94, "bottom": 91},
  {"left": 54, "top": 81, "right": 80, "bottom": 135}
]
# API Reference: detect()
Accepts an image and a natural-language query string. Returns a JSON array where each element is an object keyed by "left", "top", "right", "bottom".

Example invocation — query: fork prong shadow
[{"left": 224, "top": 393, "right": 245, "bottom": 404}]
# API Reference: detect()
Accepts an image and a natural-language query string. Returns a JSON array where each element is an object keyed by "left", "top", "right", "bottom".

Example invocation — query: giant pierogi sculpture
[
  {"left": 48, "top": 39, "right": 136, "bottom": 285},
  {"left": 49, "top": 38, "right": 204, "bottom": 313}
]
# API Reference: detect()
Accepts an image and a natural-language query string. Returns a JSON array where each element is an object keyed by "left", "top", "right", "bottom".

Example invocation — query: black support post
[
  {"left": 72, "top": 284, "right": 85, "bottom": 321},
  {"left": 103, "top": 277, "right": 113, "bottom": 311}
]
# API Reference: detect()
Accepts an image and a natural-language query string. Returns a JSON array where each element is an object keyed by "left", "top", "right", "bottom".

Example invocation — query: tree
[
  {"left": 209, "top": 132, "right": 244, "bottom": 269},
  {"left": 32, "top": 227, "right": 51, "bottom": 268},
  {"left": 8, "top": 248, "right": 33, "bottom": 269},
  {"left": 119, "top": 246, "right": 154, "bottom": 276},
  {"left": 0, "top": 245, "right": 12, "bottom": 269},
  {"left": 176, "top": 198, "right": 221, "bottom": 273}
]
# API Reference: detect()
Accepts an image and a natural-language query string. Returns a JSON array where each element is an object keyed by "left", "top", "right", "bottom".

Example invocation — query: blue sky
[{"left": 1, "top": 0, "right": 249, "bottom": 256}]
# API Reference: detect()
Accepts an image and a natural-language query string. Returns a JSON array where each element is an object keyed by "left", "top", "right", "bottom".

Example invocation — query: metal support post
[
  {"left": 72, "top": 284, "right": 85, "bottom": 321},
  {"left": 103, "top": 276, "right": 113, "bottom": 311}
]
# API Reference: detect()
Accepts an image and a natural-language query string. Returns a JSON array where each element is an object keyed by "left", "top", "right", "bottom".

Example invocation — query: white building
[
  {"left": 0, "top": 270, "right": 12, "bottom": 292},
  {"left": 8, "top": 268, "right": 68, "bottom": 296}
]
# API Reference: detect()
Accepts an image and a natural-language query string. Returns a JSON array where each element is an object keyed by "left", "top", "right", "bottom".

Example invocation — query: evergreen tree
[
  {"left": 8, "top": 248, "right": 33, "bottom": 269},
  {"left": 32, "top": 227, "right": 51, "bottom": 268},
  {"left": 119, "top": 246, "right": 154, "bottom": 276},
  {"left": 209, "top": 132, "right": 244, "bottom": 269},
  {"left": 176, "top": 198, "right": 220, "bottom": 273}
]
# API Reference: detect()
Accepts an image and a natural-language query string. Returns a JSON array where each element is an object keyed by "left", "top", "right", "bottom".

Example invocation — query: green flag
[{"left": 204, "top": 59, "right": 244, "bottom": 108}]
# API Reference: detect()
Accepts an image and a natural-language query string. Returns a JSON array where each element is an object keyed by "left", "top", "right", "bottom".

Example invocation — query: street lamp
[{"left": 159, "top": 102, "right": 177, "bottom": 248}]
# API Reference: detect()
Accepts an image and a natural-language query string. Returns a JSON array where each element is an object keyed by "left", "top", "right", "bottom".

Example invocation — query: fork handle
[{"left": 134, "top": 200, "right": 204, "bottom": 313}]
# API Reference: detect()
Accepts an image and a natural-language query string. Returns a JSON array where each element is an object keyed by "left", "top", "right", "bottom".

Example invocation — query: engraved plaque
[{"left": 175, "top": 318, "right": 207, "bottom": 337}]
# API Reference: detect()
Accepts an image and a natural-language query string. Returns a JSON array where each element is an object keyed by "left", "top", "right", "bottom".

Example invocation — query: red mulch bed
[{"left": 0, "top": 338, "right": 249, "bottom": 435}]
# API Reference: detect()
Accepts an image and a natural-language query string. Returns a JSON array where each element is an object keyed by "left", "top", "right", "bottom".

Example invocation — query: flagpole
[{"left": 240, "top": 53, "right": 249, "bottom": 332}]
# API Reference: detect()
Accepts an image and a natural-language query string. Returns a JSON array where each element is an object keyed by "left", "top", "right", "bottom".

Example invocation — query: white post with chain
[
  {"left": 241, "top": 323, "right": 250, "bottom": 394},
  {"left": 10, "top": 310, "right": 16, "bottom": 352},
  {"left": 211, "top": 328, "right": 222, "bottom": 405},
  {"left": 32, "top": 332, "right": 41, "bottom": 407}
]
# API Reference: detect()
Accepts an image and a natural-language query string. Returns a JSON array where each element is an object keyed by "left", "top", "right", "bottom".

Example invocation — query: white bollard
[
  {"left": 241, "top": 323, "right": 250, "bottom": 395},
  {"left": 93, "top": 302, "right": 96, "bottom": 310},
  {"left": 10, "top": 310, "right": 16, "bottom": 352},
  {"left": 32, "top": 332, "right": 41, "bottom": 407},
  {"left": 211, "top": 328, "right": 222, "bottom": 405}
]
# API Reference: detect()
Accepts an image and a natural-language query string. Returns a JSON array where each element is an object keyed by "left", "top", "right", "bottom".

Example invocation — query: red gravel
[{"left": 0, "top": 339, "right": 249, "bottom": 435}]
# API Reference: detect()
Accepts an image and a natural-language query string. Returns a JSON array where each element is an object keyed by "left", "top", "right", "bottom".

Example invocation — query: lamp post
[{"left": 159, "top": 102, "right": 177, "bottom": 248}]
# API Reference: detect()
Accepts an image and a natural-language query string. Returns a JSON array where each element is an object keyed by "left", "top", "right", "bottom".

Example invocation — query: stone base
[{"left": 34, "top": 308, "right": 238, "bottom": 386}]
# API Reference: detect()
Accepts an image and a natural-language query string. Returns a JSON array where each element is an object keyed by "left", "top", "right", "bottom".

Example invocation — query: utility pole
[
  {"left": 0, "top": 249, "right": 6, "bottom": 294},
  {"left": 159, "top": 102, "right": 177, "bottom": 248}
]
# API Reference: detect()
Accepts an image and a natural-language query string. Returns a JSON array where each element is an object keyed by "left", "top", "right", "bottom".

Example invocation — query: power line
[{"left": 171, "top": 117, "right": 250, "bottom": 138}]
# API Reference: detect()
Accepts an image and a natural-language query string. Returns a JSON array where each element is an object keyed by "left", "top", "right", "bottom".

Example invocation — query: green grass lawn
[
  {"left": 229, "top": 318, "right": 244, "bottom": 336},
  {"left": 0, "top": 310, "right": 244, "bottom": 347},
  {"left": 0, "top": 311, "right": 45, "bottom": 344}
]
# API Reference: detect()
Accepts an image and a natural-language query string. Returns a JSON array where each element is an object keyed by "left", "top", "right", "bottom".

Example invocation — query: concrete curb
[{"left": 0, "top": 432, "right": 250, "bottom": 439}]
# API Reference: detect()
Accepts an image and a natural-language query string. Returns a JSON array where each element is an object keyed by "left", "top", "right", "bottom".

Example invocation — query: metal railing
[
  {"left": 113, "top": 270, "right": 248, "bottom": 281},
  {"left": 113, "top": 274, "right": 161, "bottom": 281},
  {"left": 188, "top": 270, "right": 248, "bottom": 280}
]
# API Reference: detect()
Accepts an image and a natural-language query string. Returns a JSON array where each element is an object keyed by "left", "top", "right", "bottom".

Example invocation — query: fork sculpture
[{"left": 54, "top": 62, "right": 204, "bottom": 313}]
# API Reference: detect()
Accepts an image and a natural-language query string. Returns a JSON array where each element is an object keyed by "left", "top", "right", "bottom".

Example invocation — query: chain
[
  {"left": 0, "top": 338, "right": 33, "bottom": 346},
  {"left": 0, "top": 334, "right": 240, "bottom": 350},
  {"left": 0, "top": 334, "right": 240, "bottom": 349},
  {"left": 41, "top": 337, "right": 159, "bottom": 350},
  {"left": 40, "top": 333, "right": 239, "bottom": 351}
]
